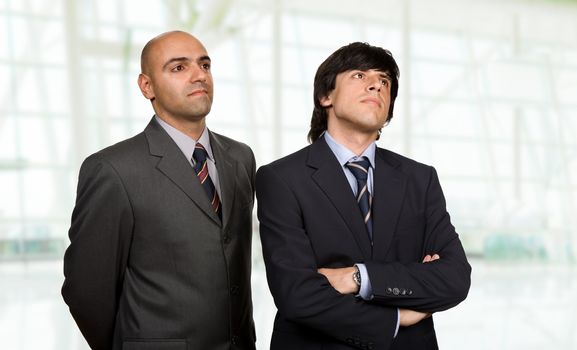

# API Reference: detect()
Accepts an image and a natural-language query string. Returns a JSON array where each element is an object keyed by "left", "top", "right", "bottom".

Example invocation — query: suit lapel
[
  {"left": 371, "top": 148, "right": 407, "bottom": 259},
  {"left": 144, "top": 118, "right": 221, "bottom": 226},
  {"left": 209, "top": 131, "right": 236, "bottom": 229},
  {"left": 308, "top": 138, "right": 373, "bottom": 259}
]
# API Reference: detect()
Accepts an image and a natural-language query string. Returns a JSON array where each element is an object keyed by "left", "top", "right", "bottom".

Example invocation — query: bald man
[{"left": 62, "top": 31, "right": 257, "bottom": 350}]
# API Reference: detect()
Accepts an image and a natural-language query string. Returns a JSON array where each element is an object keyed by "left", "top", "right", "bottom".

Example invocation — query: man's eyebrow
[
  {"left": 162, "top": 57, "right": 190, "bottom": 70},
  {"left": 352, "top": 69, "right": 392, "bottom": 79},
  {"left": 378, "top": 72, "right": 392, "bottom": 79},
  {"left": 162, "top": 55, "right": 211, "bottom": 70}
]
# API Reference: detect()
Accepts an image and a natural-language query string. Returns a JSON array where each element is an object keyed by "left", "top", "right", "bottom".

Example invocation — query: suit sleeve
[
  {"left": 257, "top": 165, "right": 398, "bottom": 349},
  {"left": 62, "top": 155, "right": 133, "bottom": 350},
  {"left": 365, "top": 167, "right": 471, "bottom": 312},
  {"left": 247, "top": 146, "right": 256, "bottom": 196}
]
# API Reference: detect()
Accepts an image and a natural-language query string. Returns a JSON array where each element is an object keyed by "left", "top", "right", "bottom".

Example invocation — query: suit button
[
  {"left": 231, "top": 335, "right": 238, "bottom": 345},
  {"left": 393, "top": 287, "right": 400, "bottom": 296},
  {"left": 408, "top": 289, "right": 413, "bottom": 296},
  {"left": 223, "top": 234, "right": 231, "bottom": 244},
  {"left": 400, "top": 288, "right": 407, "bottom": 296},
  {"left": 386, "top": 287, "right": 393, "bottom": 295},
  {"left": 231, "top": 285, "right": 239, "bottom": 295},
  {"left": 368, "top": 342, "right": 374, "bottom": 350},
  {"left": 346, "top": 337, "right": 354, "bottom": 344}
]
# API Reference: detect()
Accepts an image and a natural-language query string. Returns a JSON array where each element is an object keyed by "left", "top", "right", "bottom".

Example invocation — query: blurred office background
[{"left": 1, "top": 0, "right": 577, "bottom": 348}]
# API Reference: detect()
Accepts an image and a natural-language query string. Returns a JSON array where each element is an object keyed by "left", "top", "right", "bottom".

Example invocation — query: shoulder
[
  {"left": 376, "top": 147, "right": 443, "bottom": 191},
  {"left": 376, "top": 147, "right": 437, "bottom": 178},
  {"left": 80, "top": 132, "right": 148, "bottom": 176},
  {"left": 95, "top": 132, "right": 147, "bottom": 160},
  {"left": 210, "top": 131, "right": 254, "bottom": 160},
  {"left": 258, "top": 144, "right": 310, "bottom": 173},
  {"left": 378, "top": 147, "right": 430, "bottom": 168},
  {"left": 255, "top": 145, "right": 312, "bottom": 189}
]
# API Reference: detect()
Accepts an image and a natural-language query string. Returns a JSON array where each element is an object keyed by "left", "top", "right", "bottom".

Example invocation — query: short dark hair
[{"left": 308, "top": 42, "right": 400, "bottom": 143}]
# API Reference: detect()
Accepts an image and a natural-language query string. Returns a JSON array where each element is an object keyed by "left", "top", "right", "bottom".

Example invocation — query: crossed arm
[
  {"left": 318, "top": 254, "right": 440, "bottom": 327},
  {"left": 256, "top": 163, "right": 471, "bottom": 347}
]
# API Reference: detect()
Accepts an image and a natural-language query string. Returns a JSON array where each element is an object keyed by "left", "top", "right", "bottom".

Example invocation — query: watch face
[{"left": 353, "top": 270, "right": 361, "bottom": 286}]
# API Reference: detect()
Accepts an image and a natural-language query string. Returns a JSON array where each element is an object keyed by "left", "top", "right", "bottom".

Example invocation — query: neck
[
  {"left": 327, "top": 126, "right": 376, "bottom": 156},
  {"left": 156, "top": 114, "right": 206, "bottom": 140}
]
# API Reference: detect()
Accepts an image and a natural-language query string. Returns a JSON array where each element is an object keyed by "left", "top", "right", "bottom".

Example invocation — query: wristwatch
[{"left": 352, "top": 265, "right": 361, "bottom": 288}]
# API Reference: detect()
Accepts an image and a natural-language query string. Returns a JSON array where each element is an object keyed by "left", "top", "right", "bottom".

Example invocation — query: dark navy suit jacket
[{"left": 256, "top": 136, "right": 471, "bottom": 350}]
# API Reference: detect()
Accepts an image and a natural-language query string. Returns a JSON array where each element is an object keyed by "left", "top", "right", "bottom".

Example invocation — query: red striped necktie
[{"left": 193, "top": 143, "right": 221, "bottom": 220}]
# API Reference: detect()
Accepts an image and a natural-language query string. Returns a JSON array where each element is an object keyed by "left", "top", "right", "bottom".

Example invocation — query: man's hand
[
  {"left": 317, "top": 267, "right": 358, "bottom": 294},
  {"left": 422, "top": 254, "right": 440, "bottom": 263},
  {"left": 318, "top": 255, "right": 439, "bottom": 305},
  {"left": 398, "top": 253, "right": 439, "bottom": 326},
  {"left": 399, "top": 309, "right": 431, "bottom": 326}
]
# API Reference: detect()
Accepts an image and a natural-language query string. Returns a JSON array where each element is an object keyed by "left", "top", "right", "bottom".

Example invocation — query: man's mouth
[{"left": 361, "top": 97, "right": 381, "bottom": 107}]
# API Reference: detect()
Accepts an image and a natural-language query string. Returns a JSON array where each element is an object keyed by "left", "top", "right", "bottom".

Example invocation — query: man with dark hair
[
  {"left": 308, "top": 42, "right": 400, "bottom": 143},
  {"left": 256, "top": 42, "right": 471, "bottom": 349},
  {"left": 62, "top": 31, "right": 256, "bottom": 350}
]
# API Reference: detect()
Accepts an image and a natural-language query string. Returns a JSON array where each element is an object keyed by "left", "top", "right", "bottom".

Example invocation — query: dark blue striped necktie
[
  {"left": 193, "top": 143, "right": 221, "bottom": 220},
  {"left": 346, "top": 157, "right": 372, "bottom": 240}
]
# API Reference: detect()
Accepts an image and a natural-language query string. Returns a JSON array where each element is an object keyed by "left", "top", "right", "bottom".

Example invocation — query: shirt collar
[
  {"left": 155, "top": 115, "right": 215, "bottom": 163},
  {"left": 323, "top": 131, "right": 376, "bottom": 169}
]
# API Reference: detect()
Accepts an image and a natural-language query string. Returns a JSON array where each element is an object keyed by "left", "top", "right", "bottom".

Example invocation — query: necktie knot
[{"left": 346, "top": 157, "right": 370, "bottom": 183}]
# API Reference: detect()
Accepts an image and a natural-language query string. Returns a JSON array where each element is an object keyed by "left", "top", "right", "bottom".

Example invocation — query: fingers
[{"left": 422, "top": 254, "right": 440, "bottom": 263}]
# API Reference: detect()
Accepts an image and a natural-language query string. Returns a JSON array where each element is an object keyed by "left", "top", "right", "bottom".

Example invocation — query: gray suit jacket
[{"left": 62, "top": 118, "right": 256, "bottom": 350}]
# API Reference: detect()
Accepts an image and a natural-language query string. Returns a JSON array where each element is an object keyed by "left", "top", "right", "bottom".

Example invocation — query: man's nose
[
  {"left": 367, "top": 78, "right": 381, "bottom": 92},
  {"left": 190, "top": 66, "right": 208, "bottom": 82}
]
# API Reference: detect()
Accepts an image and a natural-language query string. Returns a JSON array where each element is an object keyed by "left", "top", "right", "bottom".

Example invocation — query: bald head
[
  {"left": 140, "top": 31, "right": 205, "bottom": 75},
  {"left": 137, "top": 30, "right": 214, "bottom": 133}
]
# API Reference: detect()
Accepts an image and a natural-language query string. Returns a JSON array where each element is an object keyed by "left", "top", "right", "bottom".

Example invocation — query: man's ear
[
  {"left": 320, "top": 95, "right": 332, "bottom": 107},
  {"left": 137, "top": 73, "right": 155, "bottom": 100}
]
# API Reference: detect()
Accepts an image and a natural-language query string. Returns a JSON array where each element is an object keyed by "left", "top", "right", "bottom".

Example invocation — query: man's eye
[
  {"left": 172, "top": 65, "right": 185, "bottom": 72},
  {"left": 381, "top": 79, "right": 389, "bottom": 86},
  {"left": 202, "top": 63, "right": 211, "bottom": 70},
  {"left": 353, "top": 72, "right": 364, "bottom": 79}
]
